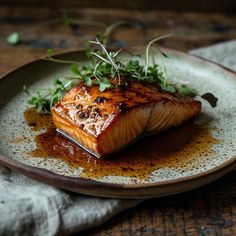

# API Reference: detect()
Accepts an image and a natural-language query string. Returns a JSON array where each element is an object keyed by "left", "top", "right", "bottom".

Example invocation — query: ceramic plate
[{"left": 0, "top": 49, "right": 236, "bottom": 198}]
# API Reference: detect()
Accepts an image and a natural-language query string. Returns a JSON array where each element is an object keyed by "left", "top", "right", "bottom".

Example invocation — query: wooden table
[{"left": 0, "top": 6, "right": 236, "bottom": 235}]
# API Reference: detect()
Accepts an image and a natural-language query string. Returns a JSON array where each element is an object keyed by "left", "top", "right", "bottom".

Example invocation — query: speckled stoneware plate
[{"left": 0, "top": 49, "right": 236, "bottom": 199}]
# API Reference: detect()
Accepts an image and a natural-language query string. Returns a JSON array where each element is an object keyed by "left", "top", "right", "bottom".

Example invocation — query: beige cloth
[{"left": 0, "top": 40, "right": 236, "bottom": 236}]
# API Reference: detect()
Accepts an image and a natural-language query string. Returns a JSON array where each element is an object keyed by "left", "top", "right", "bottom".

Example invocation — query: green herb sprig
[
  {"left": 25, "top": 34, "right": 218, "bottom": 113},
  {"left": 23, "top": 77, "right": 80, "bottom": 113},
  {"left": 6, "top": 32, "right": 20, "bottom": 45}
]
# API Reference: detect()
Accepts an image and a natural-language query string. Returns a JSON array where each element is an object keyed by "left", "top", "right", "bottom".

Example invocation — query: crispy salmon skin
[{"left": 51, "top": 80, "right": 201, "bottom": 158}]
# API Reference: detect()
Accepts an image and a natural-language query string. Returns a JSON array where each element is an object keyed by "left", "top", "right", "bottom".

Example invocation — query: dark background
[{"left": 1, "top": 0, "right": 236, "bottom": 13}]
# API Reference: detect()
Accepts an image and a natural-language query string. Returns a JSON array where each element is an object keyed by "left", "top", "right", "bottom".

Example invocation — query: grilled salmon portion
[{"left": 51, "top": 81, "right": 201, "bottom": 158}]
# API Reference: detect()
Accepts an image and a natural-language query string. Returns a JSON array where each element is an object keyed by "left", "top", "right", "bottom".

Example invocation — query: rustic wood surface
[
  {"left": 1, "top": 0, "right": 236, "bottom": 13},
  {"left": 0, "top": 6, "right": 235, "bottom": 236}
]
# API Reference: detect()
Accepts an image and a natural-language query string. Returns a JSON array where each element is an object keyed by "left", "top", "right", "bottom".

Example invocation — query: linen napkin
[{"left": 0, "top": 40, "right": 236, "bottom": 236}]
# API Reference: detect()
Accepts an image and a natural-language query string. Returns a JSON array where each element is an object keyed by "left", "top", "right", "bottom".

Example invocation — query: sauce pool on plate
[{"left": 24, "top": 108, "right": 219, "bottom": 180}]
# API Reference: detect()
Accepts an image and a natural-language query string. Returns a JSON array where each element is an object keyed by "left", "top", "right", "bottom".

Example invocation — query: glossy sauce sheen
[
  {"left": 24, "top": 107, "right": 55, "bottom": 131},
  {"left": 25, "top": 108, "right": 218, "bottom": 180}
]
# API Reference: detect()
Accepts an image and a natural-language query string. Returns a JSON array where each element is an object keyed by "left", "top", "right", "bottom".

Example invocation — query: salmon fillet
[{"left": 51, "top": 80, "right": 201, "bottom": 158}]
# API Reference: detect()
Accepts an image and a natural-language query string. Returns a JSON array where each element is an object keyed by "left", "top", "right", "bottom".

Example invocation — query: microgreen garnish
[
  {"left": 103, "top": 20, "right": 142, "bottom": 46},
  {"left": 144, "top": 34, "right": 172, "bottom": 76},
  {"left": 24, "top": 77, "right": 80, "bottom": 113},
  {"left": 6, "top": 32, "right": 19, "bottom": 45},
  {"left": 46, "top": 49, "right": 79, "bottom": 64},
  {"left": 62, "top": 13, "right": 70, "bottom": 27},
  {"left": 201, "top": 93, "right": 218, "bottom": 108},
  {"left": 25, "top": 32, "right": 218, "bottom": 113},
  {"left": 177, "top": 85, "right": 197, "bottom": 97},
  {"left": 46, "top": 48, "right": 54, "bottom": 57}
]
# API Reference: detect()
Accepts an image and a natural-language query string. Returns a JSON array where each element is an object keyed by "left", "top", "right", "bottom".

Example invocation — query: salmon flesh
[{"left": 51, "top": 81, "right": 201, "bottom": 158}]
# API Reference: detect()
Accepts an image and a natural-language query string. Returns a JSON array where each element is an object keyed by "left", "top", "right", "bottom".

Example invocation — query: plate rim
[
  {"left": 1, "top": 47, "right": 236, "bottom": 81},
  {"left": 0, "top": 48, "right": 236, "bottom": 193},
  {"left": 0, "top": 149, "right": 236, "bottom": 189}
]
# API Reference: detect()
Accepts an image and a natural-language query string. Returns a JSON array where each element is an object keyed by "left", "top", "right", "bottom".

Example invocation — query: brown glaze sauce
[
  {"left": 10, "top": 136, "right": 26, "bottom": 144},
  {"left": 24, "top": 107, "right": 55, "bottom": 131},
  {"left": 25, "top": 108, "right": 219, "bottom": 180}
]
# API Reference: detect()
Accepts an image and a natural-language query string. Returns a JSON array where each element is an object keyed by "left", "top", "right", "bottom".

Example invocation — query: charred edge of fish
[
  {"left": 117, "top": 102, "right": 126, "bottom": 112},
  {"left": 94, "top": 96, "right": 106, "bottom": 103},
  {"left": 93, "top": 108, "right": 100, "bottom": 114},
  {"left": 78, "top": 111, "right": 89, "bottom": 119},
  {"left": 79, "top": 124, "right": 85, "bottom": 129},
  {"left": 76, "top": 104, "right": 83, "bottom": 109}
]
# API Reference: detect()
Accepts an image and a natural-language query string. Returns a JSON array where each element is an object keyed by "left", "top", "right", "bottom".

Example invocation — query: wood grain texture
[
  {"left": 1, "top": 0, "right": 236, "bottom": 13},
  {"left": 84, "top": 172, "right": 236, "bottom": 236},
  {"left": 0, "top": 6, "right": 236, "bottom": 236},
  {"left": 0, "top": 7, "right": 236, "bottom": 75}
]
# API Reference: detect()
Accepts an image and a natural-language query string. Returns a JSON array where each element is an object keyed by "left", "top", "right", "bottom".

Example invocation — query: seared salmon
[{"left": 51, "top": 80, "right": 201, "bottom": 158}]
